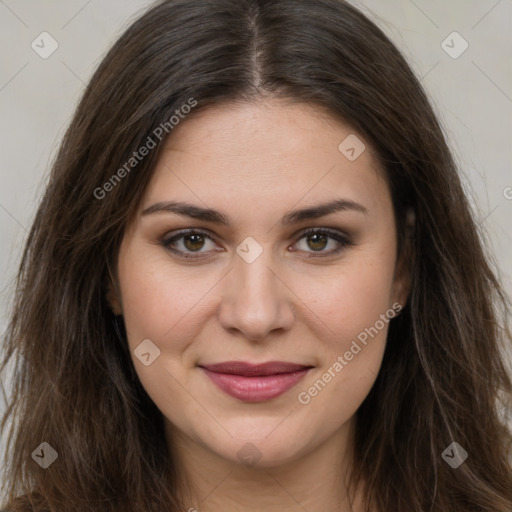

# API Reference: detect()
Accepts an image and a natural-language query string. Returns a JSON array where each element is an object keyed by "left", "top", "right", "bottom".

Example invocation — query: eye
[
  {"left": 160, "top": 228, "right": 352, "bottom": 260},
  {"left": 161, "top": 229, "right": 219, "bottom": 259},
  {"left": 291, "top": 228, "right": 352, "bottom": 257}
]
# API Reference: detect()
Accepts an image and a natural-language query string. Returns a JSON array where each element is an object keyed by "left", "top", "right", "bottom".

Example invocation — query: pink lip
[{"left": 200, "top": 361, "right": 313, "bottom": 402}]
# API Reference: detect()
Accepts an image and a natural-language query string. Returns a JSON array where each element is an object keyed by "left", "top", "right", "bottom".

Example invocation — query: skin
[{"left": 109, "top": 98, "right": 409, "bottom": 511}]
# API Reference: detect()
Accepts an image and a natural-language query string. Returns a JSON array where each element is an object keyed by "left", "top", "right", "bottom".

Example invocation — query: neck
[{"left": 166, "top": 417, "right": 369, "bottom": 512}]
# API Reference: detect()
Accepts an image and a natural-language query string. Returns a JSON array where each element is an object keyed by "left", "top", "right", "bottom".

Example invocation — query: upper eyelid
[{"left": 163, "top": 226, "right": 346, "bottom": 240}]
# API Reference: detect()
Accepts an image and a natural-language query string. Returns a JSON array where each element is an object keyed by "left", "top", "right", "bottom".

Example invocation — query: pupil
[
  {"left": 308, "top": 233, "right": 327, "bottom": 251},
  {"left": 184, "top": 234, "right": 204, "bottom": 251}
]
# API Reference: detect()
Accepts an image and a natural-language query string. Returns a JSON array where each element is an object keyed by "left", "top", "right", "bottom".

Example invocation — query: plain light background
[{"left": 1, "top": 0, "right": 511, "bottom": 495}]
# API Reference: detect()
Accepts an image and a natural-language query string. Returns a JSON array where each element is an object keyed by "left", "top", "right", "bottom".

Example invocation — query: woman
[{"left": 1, "top": 0, "right": 511, "bottom": 510}]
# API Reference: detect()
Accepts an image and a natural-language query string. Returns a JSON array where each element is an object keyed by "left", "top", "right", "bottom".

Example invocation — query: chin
[{"left": 207, "top": 428, "right": 313, "bottom": 469}]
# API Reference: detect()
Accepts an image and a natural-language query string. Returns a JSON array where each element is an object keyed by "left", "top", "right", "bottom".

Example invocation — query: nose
[{"left": 217, "top": 247, "right": 295, "bottom": 342}]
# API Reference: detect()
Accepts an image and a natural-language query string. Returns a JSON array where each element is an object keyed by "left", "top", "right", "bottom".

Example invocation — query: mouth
[{"left": 199, "top": 361, "right": 314, "bottom": 402}]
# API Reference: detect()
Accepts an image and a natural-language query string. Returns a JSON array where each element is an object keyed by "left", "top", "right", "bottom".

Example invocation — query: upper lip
[{"left": 200, "top": 361, "right": 313, "bottom": 377}]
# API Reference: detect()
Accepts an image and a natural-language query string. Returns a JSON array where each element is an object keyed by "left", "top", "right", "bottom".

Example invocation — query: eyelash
[{"left": 160, "top": 228, "right": 353, "bottom": 260}]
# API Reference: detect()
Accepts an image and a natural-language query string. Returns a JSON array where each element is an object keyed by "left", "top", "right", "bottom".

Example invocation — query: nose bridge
[
  {"left": 235, "top": 247, "right": 278, "bottom": 301},
  {"left": 217, "top": 239, "right": 294, "bottom": 340}
]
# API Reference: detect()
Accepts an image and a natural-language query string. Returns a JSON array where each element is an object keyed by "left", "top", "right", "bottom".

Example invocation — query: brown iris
[
  {"left": 306, "top": 233, "right": 328, "bottom": 251},
  {"left": 183, "top": 234, "right": 206, "bottom": 252}
]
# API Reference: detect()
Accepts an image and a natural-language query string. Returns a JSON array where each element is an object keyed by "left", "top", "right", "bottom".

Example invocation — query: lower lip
[{"left": 201, "top": 368, "right": 311, "bottom": 402}]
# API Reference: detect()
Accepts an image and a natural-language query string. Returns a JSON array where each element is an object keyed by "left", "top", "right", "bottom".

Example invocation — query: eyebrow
[{"left": 141, "top": 198, "right": 368, "bottom": 226}]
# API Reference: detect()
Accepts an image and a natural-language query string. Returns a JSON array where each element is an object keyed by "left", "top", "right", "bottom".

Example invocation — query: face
[{"left": 112, "top": 99, "right": 407, "bottom": 469}]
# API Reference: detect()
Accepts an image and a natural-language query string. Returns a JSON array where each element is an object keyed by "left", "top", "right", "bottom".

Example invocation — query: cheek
[
  {"left": 293, "top": 245, "right": 396, "bottom": 407},
  {"left": 296, "top": 246, "right": 397, "bottom": 346},
  {"left": 118, "top": 247, "right": 220, "bottom": 351},
  {"left": 295, "top": 285, "right": 393, "bottom": 429},
  {"left": 116, "top": 247, "right": 214, "bottom": 421}
]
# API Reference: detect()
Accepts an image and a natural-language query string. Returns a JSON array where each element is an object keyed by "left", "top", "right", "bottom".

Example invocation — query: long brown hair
[{"left": 1, "top": 0, "right": 511, "bottom": 510}]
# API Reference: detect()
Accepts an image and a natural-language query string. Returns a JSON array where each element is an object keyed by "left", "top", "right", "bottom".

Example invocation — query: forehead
[{"left": 140, "top": 99, "right": 390, "bottom": 221}]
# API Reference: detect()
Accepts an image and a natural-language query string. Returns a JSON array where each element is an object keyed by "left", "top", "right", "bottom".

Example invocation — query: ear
[
  {"left": 105, "top": 271, "right": 123, "bottom": 316},
  {"left": 392, "top": 208, "right": 415, "bottom": 309}
]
